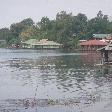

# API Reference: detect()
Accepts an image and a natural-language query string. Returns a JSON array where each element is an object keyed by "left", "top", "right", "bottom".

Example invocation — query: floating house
[
  {"left": 79, "top": 39, "right": 108, "bottom": 51},
  {"left": 22, "top": 39, "right": 62, "bottom": 49}
]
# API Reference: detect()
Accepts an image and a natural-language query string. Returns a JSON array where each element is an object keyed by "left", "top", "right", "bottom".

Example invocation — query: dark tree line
[{"left": 0, "top": 11, "right": 112, "bottom": 48}]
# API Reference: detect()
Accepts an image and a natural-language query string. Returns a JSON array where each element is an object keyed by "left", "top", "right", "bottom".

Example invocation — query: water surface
[{"left": 0, "top": 48, "right": 112, "bottom": 112}]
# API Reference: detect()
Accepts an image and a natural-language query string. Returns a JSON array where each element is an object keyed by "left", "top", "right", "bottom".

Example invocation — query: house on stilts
[
  {"left": 79, "top": 39, "right": 108, "bottom": 51},
  {"left": 97, "top": 43, "right": 112, "bottom": 65}
]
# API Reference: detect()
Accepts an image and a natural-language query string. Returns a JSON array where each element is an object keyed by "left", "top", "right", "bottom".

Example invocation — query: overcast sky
[{"left": 0, "top": 0, "right": 112, "bottom": 28}]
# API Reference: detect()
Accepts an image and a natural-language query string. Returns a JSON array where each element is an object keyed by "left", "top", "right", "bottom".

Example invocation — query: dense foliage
[{"left": 0, "top": 11, "right": 112, "bottom": 48}]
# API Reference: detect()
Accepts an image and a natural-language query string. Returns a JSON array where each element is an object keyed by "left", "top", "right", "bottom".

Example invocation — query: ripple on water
[{"left": 0, "top": 49, "right": 112, "bottom": 112}]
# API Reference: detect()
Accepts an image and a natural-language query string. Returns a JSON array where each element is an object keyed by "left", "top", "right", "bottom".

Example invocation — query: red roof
[{"left": 79, "top": 40, "right": 108, "bottom": 46}]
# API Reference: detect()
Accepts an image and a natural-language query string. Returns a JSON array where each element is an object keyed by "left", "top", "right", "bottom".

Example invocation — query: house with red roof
[{"left": 79, "top": 39, "right": 108, "bottom": 51}]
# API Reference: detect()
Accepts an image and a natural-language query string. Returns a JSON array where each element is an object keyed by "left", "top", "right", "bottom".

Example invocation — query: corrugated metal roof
[
  {"left": 22, "top": 39, "right": 38, "bottom": 45},
  {"left": 22, "top": 39, "right": 62, "bottom": 46},
  {"left": 80, "top": 40, "right": 108, "bottom": 46},
  {"left": 93, "top": 34, "right": 110, "bottom": 39}
]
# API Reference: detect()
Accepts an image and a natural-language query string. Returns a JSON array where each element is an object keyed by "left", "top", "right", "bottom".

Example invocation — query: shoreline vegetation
[{"left": 0, "top": 10, "right": 112, "bottom": 49}]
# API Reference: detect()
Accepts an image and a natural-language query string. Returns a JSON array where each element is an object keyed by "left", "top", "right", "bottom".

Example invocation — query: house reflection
[{"left": 80, "top": 52, "right": 101, "bottom": 66}]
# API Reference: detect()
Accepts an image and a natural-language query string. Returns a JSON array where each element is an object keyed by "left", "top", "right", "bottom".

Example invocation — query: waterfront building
[
  {"left": 22, "top": 39, "right": 62, "bottom": 49},
  {"left": 97, "top": 43, "right": 112, "bottom": 64},
  {"left": 79, "top": 39, "right": 108, "bottom": 51},
  {"left": 92, "top": 34, "right": 112, "bottom": 42},
  {"left": 93, "top": 34, "right": 110, "bottom": 40}
]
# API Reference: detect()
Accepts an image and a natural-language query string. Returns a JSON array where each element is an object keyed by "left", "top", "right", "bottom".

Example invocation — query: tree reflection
[{"left": 3, "top": 51, "right": 112, "bottom": 104}]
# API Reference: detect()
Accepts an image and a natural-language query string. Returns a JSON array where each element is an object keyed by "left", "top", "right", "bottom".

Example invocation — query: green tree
[
  {"left": 10, "top": 18, "right": 34, "bottom": 44},
  {"left": 0, "top": 28, "right": 10, "bottom": 40},
  {"left": 19, "top": 25, "right": 40, "bottom": 41},
  {"left": 87, "top": 11, "right": 109, "bottom": 37}
]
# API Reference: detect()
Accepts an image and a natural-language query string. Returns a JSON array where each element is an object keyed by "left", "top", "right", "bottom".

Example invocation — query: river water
[{"left": 0, "top": 48, "right": 112, "bottom": 112}]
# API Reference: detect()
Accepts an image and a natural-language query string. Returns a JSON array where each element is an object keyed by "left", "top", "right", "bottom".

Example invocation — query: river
[{"left": 0, "top": 48, "right": 112, "bottom": 112}]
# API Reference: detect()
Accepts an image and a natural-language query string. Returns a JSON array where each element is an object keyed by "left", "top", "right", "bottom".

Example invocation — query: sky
[{"left": 0, "top": 0, "right": 112, "bottom": 28}]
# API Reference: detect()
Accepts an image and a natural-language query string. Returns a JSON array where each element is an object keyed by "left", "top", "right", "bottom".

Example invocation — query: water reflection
[{"left": 0, "top": 49, "right": 112, "bottom": 112}]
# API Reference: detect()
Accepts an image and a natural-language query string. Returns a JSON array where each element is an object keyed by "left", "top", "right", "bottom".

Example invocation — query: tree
[
  {"left": 0, "top": 28, "right": 10, "bottom": 40},
  {"left": 1, "top": 10, "right": 112, "bottom": 49},
  {"left": 87, "top": 11, "right": 109, "bottom": 35},
  {"left": 97, "top": 10, "right": 103, "bottom": 18},
  {"left": 10, "top": 18, "right": 34, "bottom": 44},
  {"left": 19, "top": 26, "right": 40, "bottom": 41},
  {"left": 21, "top": 18, "right": 34, "bottom": 26}
]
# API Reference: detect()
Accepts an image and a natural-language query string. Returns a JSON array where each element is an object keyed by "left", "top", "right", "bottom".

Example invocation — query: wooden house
[
  {"left": 97, "top": 43, "right": 112, "bottom": 64},
  {"left": 79, "top": 39, "right": 108, "bottom": 51}
]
